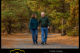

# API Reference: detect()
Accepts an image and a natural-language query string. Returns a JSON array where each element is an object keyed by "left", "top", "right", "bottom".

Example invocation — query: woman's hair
[{"left": 31, "top": 13, "right": 36, "bottom": 18}]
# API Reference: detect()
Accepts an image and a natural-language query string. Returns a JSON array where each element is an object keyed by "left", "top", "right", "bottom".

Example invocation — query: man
[{"left": 38, "top": 12, "right": 50, "bottom": 45}]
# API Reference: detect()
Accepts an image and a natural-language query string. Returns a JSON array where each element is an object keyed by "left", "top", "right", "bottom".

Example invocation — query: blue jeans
[
  {"left": 41, "top": 27, "right": 48, "bottom": 43},
  {"left": 31, "top": 29, "right": 38, "bottom": 43}
]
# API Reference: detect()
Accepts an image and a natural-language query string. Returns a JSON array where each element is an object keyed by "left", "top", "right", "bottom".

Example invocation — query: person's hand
[
  {"left": 48, "top": 26, "right": 49, "bottom": 29},
  {"left": 37, "top": 27, "right": 39, "bottom": 29},
  {"left": 30, "top": 30, "right": 31, "bottom": 31}
]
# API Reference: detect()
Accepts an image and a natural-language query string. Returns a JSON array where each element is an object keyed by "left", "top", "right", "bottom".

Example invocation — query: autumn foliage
[{"left": 1, "top": 0, "right": 79, "bottom": 36}]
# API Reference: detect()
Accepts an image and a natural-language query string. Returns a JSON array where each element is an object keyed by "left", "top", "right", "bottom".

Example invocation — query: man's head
[{"left": 41, "top": 12, "right": 45, "bottom": 17}]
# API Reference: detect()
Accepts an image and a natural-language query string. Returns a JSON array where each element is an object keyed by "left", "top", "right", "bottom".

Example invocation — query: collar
[
  {"left": 32, "top": 18, "right": 37, "bottom": 20},
  {"left": 42, "top": 16, "right": 45, "bottom": 18}
]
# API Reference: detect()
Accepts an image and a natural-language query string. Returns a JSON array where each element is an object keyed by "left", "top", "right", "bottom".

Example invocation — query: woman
[{"left": 29, "top": 13, "right": 39, "bottom": 44}]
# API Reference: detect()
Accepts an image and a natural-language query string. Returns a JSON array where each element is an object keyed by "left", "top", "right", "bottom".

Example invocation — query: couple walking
[{"left": 29, "top": 12, "right": 50, "bottom": 45}]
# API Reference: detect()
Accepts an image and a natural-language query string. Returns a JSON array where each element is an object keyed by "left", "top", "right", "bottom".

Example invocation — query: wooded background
[{"left": 1, "top": 0, "right": 79, "bottom": 36}]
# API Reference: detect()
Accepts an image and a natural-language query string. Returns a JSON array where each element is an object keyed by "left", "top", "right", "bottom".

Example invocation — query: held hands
[
  {"left": 37, "top": 27, "right": 49, "bottom": 29},
  {"left": 37, "top": 27, "right": 39, "bottom": 29}
]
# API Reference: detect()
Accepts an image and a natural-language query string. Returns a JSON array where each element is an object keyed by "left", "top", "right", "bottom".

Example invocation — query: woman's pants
[{"left": 31, "top": 29, "right": 38, "bottom": 43}]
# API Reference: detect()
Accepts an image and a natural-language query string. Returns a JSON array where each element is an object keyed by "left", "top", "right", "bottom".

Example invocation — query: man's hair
[
  {"left": 41, "top": 12, "right": 45, "bottom": 15},
  {"left": 31, "top": 13, "right": 36, "bottom": 18}
]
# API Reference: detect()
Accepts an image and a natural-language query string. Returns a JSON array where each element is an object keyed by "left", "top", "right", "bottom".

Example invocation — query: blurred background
[{"left": 1, "top": 0, "right": 79, "bottom": 36}]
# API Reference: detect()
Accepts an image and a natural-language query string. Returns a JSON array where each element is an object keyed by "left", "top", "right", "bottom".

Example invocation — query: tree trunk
[
  {"left": 61, "top": 0, "right": 66, "bottom": 36},
  {"left": 48, "top": 28, "right": 50, "bottom": 33},
  {"left": 7, "top": 20, "right": 11, "bottom": 34},
  {"left": 61, "top": 19, "right": 64, "bottom": 36},
  {"left": 61, "top": 19, "right": 66, "bottom": 36},
  {"left": 18, "top": 22, "right": 22, "bottom": 32},
  {"left": 6, "top": 25, "right": 8, "bottom": 34},
  {"left": 52, "top": 25, "right": 55, "bottom": 33},
  {"left": 26, "top": 4, "right": 33, "bottom": 33}
]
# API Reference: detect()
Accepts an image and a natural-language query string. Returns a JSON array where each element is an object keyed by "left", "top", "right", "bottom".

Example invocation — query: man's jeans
[
  {"left": 31, "top": 29, "right": 38, "bottom": 43},
  {"left": 41, "top": 27, "right": 48, "bottom": 43}
]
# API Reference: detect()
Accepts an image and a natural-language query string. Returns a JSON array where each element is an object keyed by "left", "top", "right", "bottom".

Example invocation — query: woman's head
[{"left": 31, "top": 13, "right": 36, "bottom": 19}]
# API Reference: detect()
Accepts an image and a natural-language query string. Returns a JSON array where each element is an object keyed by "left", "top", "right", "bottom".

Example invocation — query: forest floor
[{"left": 1, "top": 32, "right": 79, "bottom": 49}]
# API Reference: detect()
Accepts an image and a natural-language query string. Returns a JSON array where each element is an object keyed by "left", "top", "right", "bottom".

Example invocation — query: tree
[
  {"left": 1, "top": 0, "right": 32, "bottom": 34},
  {"left": 65, "top": 0, "right": 79, "bottom": 36},
  {"left": 1, "top": 0, "right": 79, "bottom": 36}
]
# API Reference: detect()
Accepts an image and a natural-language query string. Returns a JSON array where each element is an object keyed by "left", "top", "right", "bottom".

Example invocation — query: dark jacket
[
  {"left": 29, "top": 18, "right": 38, "bottom": 30},
  {"left": 38, "top": 16, "right": 50, "bottom": 27}
]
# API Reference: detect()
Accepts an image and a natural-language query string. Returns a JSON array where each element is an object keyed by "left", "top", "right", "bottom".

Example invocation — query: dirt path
[{"left": 1, "top": 33, "right": 79, "bottom": 49}]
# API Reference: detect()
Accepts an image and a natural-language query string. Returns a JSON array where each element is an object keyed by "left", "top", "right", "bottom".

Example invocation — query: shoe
[
  {"left": 41, "top": 42, "right": 44, "bottom": 45},
  {"left": 33, "top": 43, "right": 35, "bottom": 45},
  {"left": 45, "top": 42, "right": 47, "bottom": 44},
  {"left": 36, "top": 42, "right": 38, "bottom": 44}
]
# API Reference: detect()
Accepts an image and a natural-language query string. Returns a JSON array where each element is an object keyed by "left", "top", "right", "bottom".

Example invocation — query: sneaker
[
  {"left": 33, "top": 43, "right": 35, "bottom": 45},
  {"left": 36, "top": 42, "right": 38, "bottom": 44},
  {"left": 45, "top": 42, "right": 47, "bottom": 44},
  {"left": 41, "top": 42, "right": 44, "bottom": 45}
]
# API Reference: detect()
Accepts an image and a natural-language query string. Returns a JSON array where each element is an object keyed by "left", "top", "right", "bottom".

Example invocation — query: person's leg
[
  {"left": 34, "top": 29, "right": 38, "bottom": 43},
  {"left": 44, "top": 28, "right": 48, "bottom": 43},
  {"left": 41, "top": 27, "right": 45, "bottom": 43},
  {"left": 31, "top": 30, "right": 35, "bottom": 44}
]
